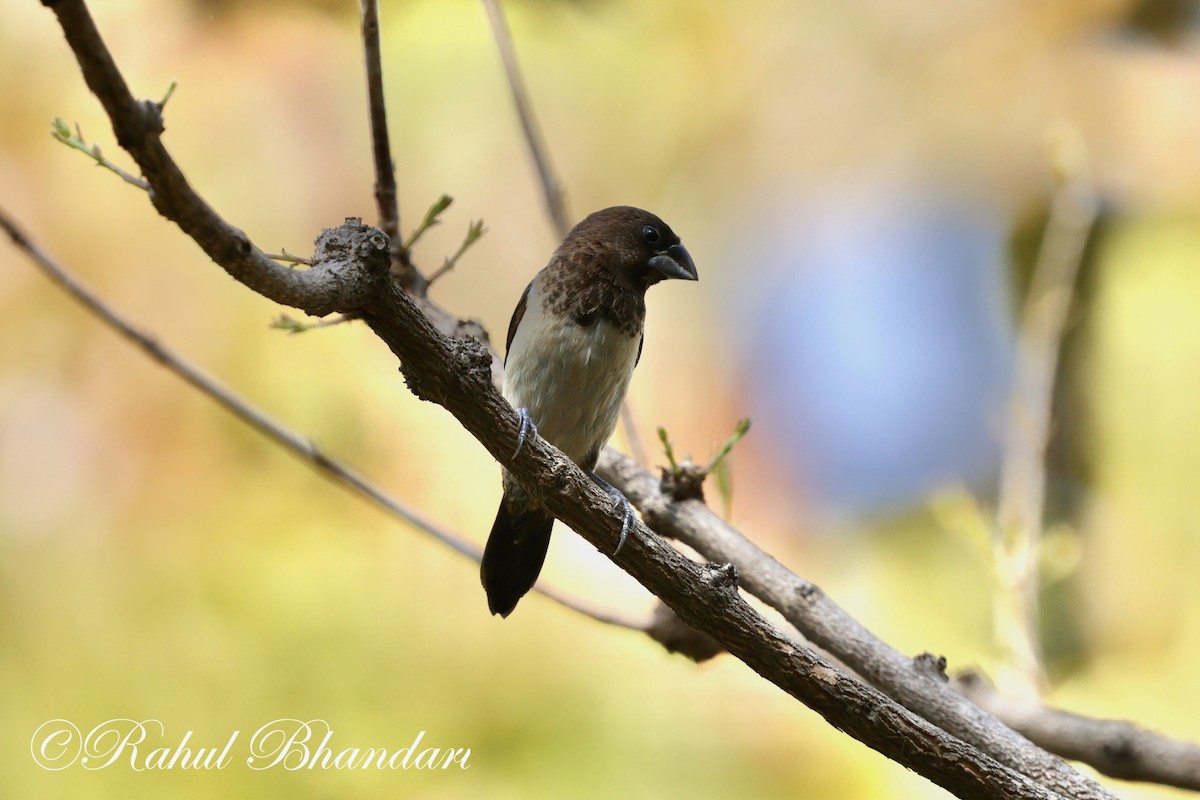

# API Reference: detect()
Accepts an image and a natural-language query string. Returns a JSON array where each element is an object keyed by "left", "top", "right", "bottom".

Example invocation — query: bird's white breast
[{"left": 503, "top": 276, "right": 641, "bottom": 466}]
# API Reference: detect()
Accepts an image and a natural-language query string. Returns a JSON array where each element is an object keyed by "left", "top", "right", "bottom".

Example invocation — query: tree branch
[
  {"left": 957, "top": 671, "right": 1200, "bottom": 790},
  {"left": 481, "top": 0, "right": 570, "bottom": 239},
  {"left": 359, "top": 0, "right": 421, "bottom": 288},
  {"left": 33, "top": 1, "right": 1139, "bottom": 797},
  {"left": 994, "top": 125, "right": 1098, "bottom": 698}
]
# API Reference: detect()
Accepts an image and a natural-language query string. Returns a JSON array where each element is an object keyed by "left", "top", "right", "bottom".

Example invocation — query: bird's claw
[
  {"left": 512, "top": 407, "right": 537, "bottom": 459},
  {"left": 588, "top": 471, "right": 635, "bottom": 554},
  {"left": 614, "top": 498, "right": 634, "bottom": 554}
]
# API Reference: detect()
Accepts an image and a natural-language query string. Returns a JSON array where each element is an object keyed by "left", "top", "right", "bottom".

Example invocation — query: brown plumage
[{"left": 481, "top": 206, "right": 697, "bottom": 617}]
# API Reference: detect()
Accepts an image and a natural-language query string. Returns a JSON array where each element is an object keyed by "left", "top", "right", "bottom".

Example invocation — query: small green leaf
[
  {"left": 404, "top": 194, "right": 454, "bottom": 250},
  {"left": 706, "top": 417, "right": 752, "bottom": 473},
  {"left": 428, "top": 218, "right": 488, "bottom": 284},
  {"left": 159, "top": 80, "right": 177, "bottom": 108},
  {"left": 713, "top": 456, "right": 733, "bottom": 518},
  {"left": 50, "top": 116, "right": 149, "bottom": 190},
  {"left": 658, "top": 426, "right": 679, "bottom": 473}
]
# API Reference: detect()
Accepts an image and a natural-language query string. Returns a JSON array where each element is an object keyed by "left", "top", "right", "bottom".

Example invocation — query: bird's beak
[{"left": 648, "top": 243, "right": 698, "bottom": 281}]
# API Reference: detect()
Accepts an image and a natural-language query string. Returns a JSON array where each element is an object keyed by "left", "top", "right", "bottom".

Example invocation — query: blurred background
[{"left": 3, "top": 0, "right": 1200, "bottom": 797}]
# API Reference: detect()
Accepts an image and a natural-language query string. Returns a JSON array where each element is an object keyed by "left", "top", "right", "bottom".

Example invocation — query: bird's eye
[{"left": 642, "top": 225, "right": 661, "bottom": 244}]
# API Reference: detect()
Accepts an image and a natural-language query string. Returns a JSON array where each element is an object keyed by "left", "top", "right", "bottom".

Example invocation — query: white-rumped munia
[{"left": 481, "top": 206, "right": 698, "bottom": 617}]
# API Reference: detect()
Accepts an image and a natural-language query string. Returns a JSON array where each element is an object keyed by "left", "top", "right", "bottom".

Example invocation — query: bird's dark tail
[{"left": 481, "top": 498, "right": 554, "bottom": 617}]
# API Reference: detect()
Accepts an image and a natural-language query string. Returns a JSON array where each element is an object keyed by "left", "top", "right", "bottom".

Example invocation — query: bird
[{"left": 481, "top": 206, "right": 698, "bottom": 617}]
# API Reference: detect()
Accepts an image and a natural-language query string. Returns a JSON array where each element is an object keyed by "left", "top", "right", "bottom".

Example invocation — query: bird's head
[{"left": 566, "top": 206, "right": 698, "bottom": 292}]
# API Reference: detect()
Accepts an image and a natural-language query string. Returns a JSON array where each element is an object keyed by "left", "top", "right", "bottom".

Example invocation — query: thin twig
[
  {"left": 359, "top": 0, "right": 399, "bottom": 238},
  {"left": 51, "top": 117, "right": 149, "bottom": 190},
  {"left": 620, "top": 403, "right": 650, "bottom": 467},
  {"left": 359, "top": 0, "right": 419, "bottom": 285},
  {"left": 994, "top": 125, "right": 1097, "bottom": 699},
  {"left": 481, "top": 0, "right": 571, "bottom": 239},
  {"left": 427, "top": 218, "right": 486, "bottom": 284},
  {"left": 264, "top": 250, "right": 314, "bottom": 266},
  {"left": 270, "top": 312, "right": 356, "bottom": 333},
  {"left": 480, "top": 0, "right": 652, "bottom": 472},
  {"left": 0, "top": 207, "right": 648, "bottom": 631},
  {"left": 534, "top": 582, "right": 651, "bottom": 630}
]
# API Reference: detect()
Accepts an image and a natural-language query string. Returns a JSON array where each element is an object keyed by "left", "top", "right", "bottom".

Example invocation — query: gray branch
[{"left": 957, "top": 671, "right": 1200, "bottom": 790}]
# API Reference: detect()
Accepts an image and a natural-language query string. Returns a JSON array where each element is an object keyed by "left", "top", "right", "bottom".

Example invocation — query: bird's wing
[
  {"left": 505, "top": 278, "right": 535, "bottom": 366},
  {"left": 635, "top": 333, "right": 644, "bottom": 368}
]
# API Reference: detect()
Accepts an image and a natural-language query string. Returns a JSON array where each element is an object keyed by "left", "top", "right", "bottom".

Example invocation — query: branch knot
[
  {"left": 701, "top": 561, "right": 739, "bottom": 591},
  {"left": 136, "top": 98, "right": 165, "bottom": 136},
  {"left": 660, "top": 460, "right": 707, "bottom": 502},
  {"left": 913, "top": 652, "right": 950, "bottom": 682}
]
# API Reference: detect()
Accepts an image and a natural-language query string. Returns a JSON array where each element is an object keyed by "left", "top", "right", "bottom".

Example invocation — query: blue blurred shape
[{"left": 733, "top": 182, "right": 1014, "bottom": 519}]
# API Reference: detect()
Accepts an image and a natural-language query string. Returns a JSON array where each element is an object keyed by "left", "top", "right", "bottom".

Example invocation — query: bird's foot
[
  {"left": 588, "top": 471, "right": 635, "bottom": 554},
  {"left": 512, "top": 407, "right": 538, "bottom": 459}
]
